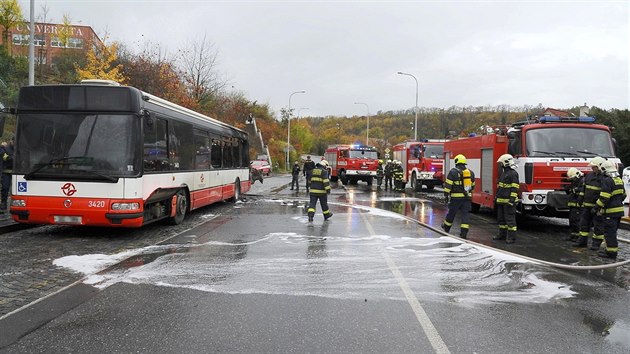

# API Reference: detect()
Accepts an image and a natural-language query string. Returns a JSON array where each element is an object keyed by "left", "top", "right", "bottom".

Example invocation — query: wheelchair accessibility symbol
[{"left": 18, "top": 182, "right": 27, "bottom": 193}]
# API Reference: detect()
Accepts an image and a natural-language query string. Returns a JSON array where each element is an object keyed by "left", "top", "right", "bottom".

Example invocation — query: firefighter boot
[
  {"left": 493, "top": 229, "right": 507, "bottom": 240},
  {"left": 506, "top": 232, "right": 516, "bottom": 244},
  {"left": 589, "top": 240, "right": 602, "bottom": 251},
  {"left": 440, "top": 222, "right": 451, "bottom": 233},
  {"left": 459, "top": 228, "right": 468, "bottom": 240},
  {"left": 308, "top": 212, "right": 314, "bottom": 223},
  {"left": 572, "top": 236, "right": 588, "bottom": 248},
  {"left": 324, "top": 212, "right": 333, "bottom": 221},
  {"left": 598, "top": 250, "right": 617, "bottom": 259}
]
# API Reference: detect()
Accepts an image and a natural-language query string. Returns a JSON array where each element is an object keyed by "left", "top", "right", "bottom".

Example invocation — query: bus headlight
[
  {"left": 11, "top": 200, "right": 26, "bottom": 207},
  {"left": 534, "top": 195, "right": 544, "bottom": 204},
  {"left": 111, "top": 202, "right": 140, "bottom": 211}
]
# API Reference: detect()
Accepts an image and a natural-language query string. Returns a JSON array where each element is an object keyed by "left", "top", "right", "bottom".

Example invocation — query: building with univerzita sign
[{"left": 0, "top": 22, "right": 102, "bottom": 66}]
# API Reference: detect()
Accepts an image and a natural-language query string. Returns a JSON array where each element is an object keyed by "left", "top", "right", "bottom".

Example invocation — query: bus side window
[
  {"left": 143, "top": 116, "right": 168, "bottom": 172},
  {"left": 210, "top": 137, "right": 222, "bottom": 168}
]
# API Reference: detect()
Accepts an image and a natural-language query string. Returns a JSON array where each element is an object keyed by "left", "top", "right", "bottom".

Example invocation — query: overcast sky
[{"left": 18, "top": 0, "right": 629, "bottom": 117}]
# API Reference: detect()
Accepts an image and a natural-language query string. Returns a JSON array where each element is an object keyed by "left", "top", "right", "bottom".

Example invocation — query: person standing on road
[
  {"left": 593, "top": 160, "right": 625, "bottom": 259},
  {"left": 441, "top": 154, "right": 475, "bottom": 239},
  {"left": 384, "top": 160, "right": 393, "bottom": 191},
  {"left": 565, "top": 167, "right": 584, "bottom": 241},
  {"left": 393, "top": 160, "right": 405, "bottom": 192},
  {"left": 0, "top": 138, "right": 13, "bottom": 210},
  {"left": 303, "top": 155, "right": 316, "bottom": 193},
  {"left": 376, "top": 160, "right": 384, "bottom": 191},
  {"left": 574, "top": 156, "right": 605, "bottom": 249},
  {"left": 493, "top": 154, "right": 520, "bottom": 244},
  {"left": 307, "top": 159, "right": 333, "bottom": 223},
  {"left": 290, "top": 161, "right": 301, "bottom": 191}
]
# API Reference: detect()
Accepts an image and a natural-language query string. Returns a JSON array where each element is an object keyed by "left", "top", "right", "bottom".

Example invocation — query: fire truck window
[{"left": 508, "top": 131, "right": 521, "bottom": 156}]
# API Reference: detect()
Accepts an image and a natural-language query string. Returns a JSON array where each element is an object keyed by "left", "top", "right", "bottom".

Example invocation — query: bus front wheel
[{"left": 168, "top": 190, "right": 188, "bottom": 225}]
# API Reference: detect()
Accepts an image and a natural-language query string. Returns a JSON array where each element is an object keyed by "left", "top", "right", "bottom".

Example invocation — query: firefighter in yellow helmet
[
  {"left": 564, "top": 167, "right": 584, "bottom": 241},
  {"left": 441, "top": 154, "right": 475, "bottom": 239},
  {"left": 376, "top": 159, "right": 384, "bottom": 191},
  {"left": 593, "top": 160, "right": 625, "bottom": 258},
  {"left": 393, "top": 160, "right": 405, "bottom": 192},
  {"left": 307, "top": 159, "right": 333, "bottom": 223},
  {"left": 574, "top": 156, "right": 606, "bottom": 249},
  {"left": 493, "top": 154, "right": 519, "bottom": 244}
]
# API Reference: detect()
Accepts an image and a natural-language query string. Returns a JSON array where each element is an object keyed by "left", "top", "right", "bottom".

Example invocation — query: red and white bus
[{"left": 7, "top": 80, "right": 250, "bottom": 227}]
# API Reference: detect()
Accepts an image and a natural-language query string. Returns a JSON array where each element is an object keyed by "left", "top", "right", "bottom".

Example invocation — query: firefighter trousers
[
  {"left": 443, "top": 198, "right": 471, "bottom": 236},
  {"left": 496, "top": 203, "right": 517, "bottom": 239},
  {"left": 602, "top": 216, "right": 620, "bottom": 252},
  {"left": 578, "top": 207, "right": 604, "bottom": 243},
  {"left": 568, "top": 206, "right": 581, "bottom": 237},
  {"left": 308, "top": 194, "right": 331, "bottom": 218},
  {"left": 290, "top": 175, "right": 300, "bottom": 190}
]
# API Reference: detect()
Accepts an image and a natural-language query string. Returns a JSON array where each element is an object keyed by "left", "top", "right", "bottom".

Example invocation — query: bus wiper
[
  {"left": 531, "top": 150, "right": 554, "bottom": 156},
  {"left": 25, "top": 156, "right": 95, "bottom": 179},
  {"left": 69, "top": 169, "right": 118, "bottom": 183}
]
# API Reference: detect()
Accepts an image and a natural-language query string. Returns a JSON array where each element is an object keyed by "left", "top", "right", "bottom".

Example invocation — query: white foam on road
[{"left": 53, "top": 227, "right": 577, "bottom": 306}]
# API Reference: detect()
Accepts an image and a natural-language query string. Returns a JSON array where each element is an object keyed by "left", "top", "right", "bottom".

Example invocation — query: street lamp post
[
  {"left": 286, "top": 90, "right": 306, "bottom": 170},
  {"left": 354, "top": 102, "right": 370, "bottom": 145},
  {"left": 397, "top": 71, "right": 419, "bottom": 141}
]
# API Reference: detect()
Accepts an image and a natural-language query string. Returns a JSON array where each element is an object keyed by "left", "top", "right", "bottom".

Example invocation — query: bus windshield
[
  {"left": 349, "top": 149, "right": 378, "bottom": 159},
  {"left": 15, "top": 113, "right": 140, "bottom": 179},
  {"left": 525, "top": 127, "right": 614, "bottom": 158}
]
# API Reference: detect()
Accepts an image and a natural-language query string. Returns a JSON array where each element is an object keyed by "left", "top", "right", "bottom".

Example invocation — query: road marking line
[{"left": 360, "top": 211, "right": 451, "bottom": 354}]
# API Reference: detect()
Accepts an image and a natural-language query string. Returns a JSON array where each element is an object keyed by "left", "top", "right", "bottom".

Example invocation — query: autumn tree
[
  {"left": 75, "top": 40, "right": 126, "bottom": 83},
  {"left": 178, "top": 34, "right": 227, "bottom": 107},
  {"left": 0, "top": 0, "right": 23, "bottom": 54}
]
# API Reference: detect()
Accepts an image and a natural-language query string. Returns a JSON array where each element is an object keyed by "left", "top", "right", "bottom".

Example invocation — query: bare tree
[{"left": 177, "top": 34, "right": 227, "bottom": 105}]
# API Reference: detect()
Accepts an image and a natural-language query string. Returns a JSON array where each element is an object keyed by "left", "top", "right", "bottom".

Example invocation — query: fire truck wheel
[
  {"left": 425, "top": 185, "right": 435, "bottom": 190},
  {"left": 411, "top": 173, "right": 422, "bottom": 192}
]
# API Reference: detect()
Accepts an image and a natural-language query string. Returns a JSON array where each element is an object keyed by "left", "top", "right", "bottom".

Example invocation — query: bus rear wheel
[{"left": 168, "top": 190, "right": 188, "bottom": 225}]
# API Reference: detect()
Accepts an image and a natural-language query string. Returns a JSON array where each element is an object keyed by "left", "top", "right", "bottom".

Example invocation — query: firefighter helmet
[
  {"left": 599, "top": 160, "right": 618, "bottom": 176},
  {"left": 497, "top": 154, "right": 515, "bottom": 167},
  {"left": 378, "top": 160, "right": 383, "bottom": 164},
  {"left": 589, "top": 156, "right": 606, "bottom": 168},
  {"left": 319, "top": 159, "right": 329, "bottom": 167},
  {"left": 454, "top": 154, "right": 467, "bottom": 165},
  {"left": 567, "top": 167, "right": 583, "bottom": 179}
]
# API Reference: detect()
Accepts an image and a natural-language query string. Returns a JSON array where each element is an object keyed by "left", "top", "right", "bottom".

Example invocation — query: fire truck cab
[
  {"left": 443, "top": 116, "right": 620, "bottom": 217},
  {"left": 392, "top": 140, "right": 445, "bottom": 191},
  {"left": 324, "top": 144, "right": 379, "bottom": 185}
]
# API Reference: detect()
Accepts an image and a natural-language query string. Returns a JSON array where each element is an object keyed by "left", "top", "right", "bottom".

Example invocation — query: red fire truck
[
  {"left": 392, "top": 140, "right": 446, "bottom": 191},
  {"left": 324, "top": 144, "right": 379, "bottom": 185},
  {"left": 443, "top": 116, "right": 621, "bottom": 216}
]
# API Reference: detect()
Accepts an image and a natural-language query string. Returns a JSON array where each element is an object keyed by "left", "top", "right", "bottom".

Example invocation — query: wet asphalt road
[{"left": 1, "top": 175, "right": 629, "bottom": 353}]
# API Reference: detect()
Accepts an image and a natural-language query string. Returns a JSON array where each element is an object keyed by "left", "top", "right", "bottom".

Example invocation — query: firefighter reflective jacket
[
  {"left": 596, "top": 175, "right": 626, "bottom": 217},
  {"left": 496, "top": 167, "right": 519, "bottom": 205},
  {"left": 444, "top": 165, "right": 475, "bottom": 199},
  {"left": 309, "top": 166, "right": 331, "bottom": 195},
  {"left": 580, "top": 172, "right": 602, "bottom": 207},
  {"left": 565, "top": 175, "right": 584, "bottom": 208},
  {"left": 393, "top": 165, "right": 404, "bottom": 181}
]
